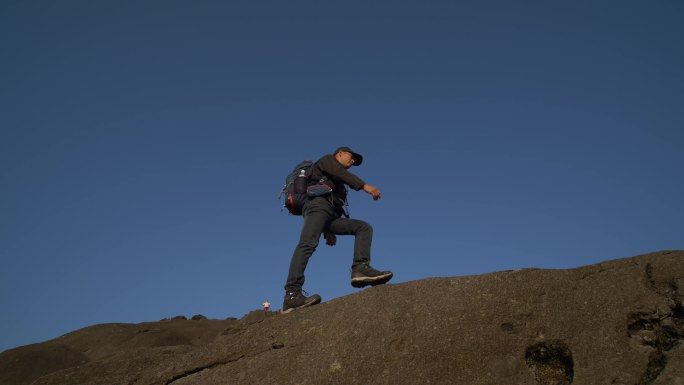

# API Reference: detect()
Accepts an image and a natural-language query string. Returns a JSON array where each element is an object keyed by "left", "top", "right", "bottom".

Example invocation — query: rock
[
  {"left": 241, "top": 310, "right": 275, "bottom": 325},
  {"left": 1, "top": 250, "right": 682, "bottom": 385}
]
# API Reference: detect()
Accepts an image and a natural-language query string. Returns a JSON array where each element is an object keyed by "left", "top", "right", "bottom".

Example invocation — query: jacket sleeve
[{"left": 316, "top": 155, "right": 366, "bottom": 191}]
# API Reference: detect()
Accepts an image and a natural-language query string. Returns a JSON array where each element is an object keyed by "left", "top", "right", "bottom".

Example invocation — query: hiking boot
[
  {"left": 351, "top": 264, "right": 393, "bottom": 288},
  {"left": 282, "top": 289, "right": 321, "bottom": 314}
]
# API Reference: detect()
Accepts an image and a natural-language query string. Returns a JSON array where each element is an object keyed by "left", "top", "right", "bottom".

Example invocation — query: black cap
[{"left": 334, "top": 146, "right": 363, "bottom": 166}]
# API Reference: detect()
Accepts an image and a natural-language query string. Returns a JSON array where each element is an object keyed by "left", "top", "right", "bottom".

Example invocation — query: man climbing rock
[{"left": 283, "top": 147, "right": 393, "bottom": 313}]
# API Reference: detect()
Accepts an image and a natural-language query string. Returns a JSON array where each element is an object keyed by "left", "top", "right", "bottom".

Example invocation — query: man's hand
[
  {"left": 363, "top": 184, "right": 381, "bottom": 200},
  {"left": 325, "top": 232, "right": 337, "bottom": 246}
]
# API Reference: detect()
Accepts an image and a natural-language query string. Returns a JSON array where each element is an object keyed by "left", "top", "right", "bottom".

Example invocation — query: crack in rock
[
  {"left": 164, "top": 359, "right": 239, "bottom": 385},
  {"left": 628, "top": 266, "right": 684, "bottom": 385},
  {"left": 163, "top": 341, "right": 285, "bottom": 385}
]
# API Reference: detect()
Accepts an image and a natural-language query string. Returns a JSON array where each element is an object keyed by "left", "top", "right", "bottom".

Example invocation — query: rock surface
[{"left": 1, "top": 250, "right": 683, "bottom": 385}]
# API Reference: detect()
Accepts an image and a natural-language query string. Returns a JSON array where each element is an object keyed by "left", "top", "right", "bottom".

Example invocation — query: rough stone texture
[{"left": 1, "top": 250, "right": 682, "bottom": 385}]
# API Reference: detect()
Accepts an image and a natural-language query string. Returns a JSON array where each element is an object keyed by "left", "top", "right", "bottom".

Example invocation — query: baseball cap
[{"left": 334, "top": 146, "right": 363, "bottom": 166}]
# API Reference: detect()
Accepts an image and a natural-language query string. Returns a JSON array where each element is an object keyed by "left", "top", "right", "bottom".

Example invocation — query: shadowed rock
[{"left": 1, "top": 250, "right": 682, "bottom": 385}]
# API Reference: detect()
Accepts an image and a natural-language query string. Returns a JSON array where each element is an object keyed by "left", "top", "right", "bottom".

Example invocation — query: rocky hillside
[{"left": 1, "top": 250, "right": 682, "bottom": 385}]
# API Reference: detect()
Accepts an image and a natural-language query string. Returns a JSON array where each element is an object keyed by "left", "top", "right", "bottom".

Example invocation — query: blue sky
[{"left": 1, "top": 0, "right": 682, "bottom": 352}]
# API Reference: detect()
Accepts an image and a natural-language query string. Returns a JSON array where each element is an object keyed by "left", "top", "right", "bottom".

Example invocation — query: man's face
[{"left": 335, "top": 151, "right": 355, "bottom": 169}]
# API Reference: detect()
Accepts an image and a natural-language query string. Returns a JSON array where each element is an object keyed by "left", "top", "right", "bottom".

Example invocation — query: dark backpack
[{"left": 280, "top": 160, "right": 314, "bottom": 215}]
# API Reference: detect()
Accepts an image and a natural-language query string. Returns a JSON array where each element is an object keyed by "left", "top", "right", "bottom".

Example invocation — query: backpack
[{"left": 280, "top": 160, "right": 314, "bottom": 215}]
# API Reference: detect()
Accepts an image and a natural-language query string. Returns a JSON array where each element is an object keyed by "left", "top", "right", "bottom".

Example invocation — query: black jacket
[{"left": 310, "top": 154, "right": 366, "bottom": 209}]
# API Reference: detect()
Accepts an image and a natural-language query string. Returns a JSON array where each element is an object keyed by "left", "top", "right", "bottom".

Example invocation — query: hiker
[
  {"left": 283, "top": 147, "right": 393, "bottom": 313},
  {"left": 263, "top": 300, "right": 270, "bottom": 312}
]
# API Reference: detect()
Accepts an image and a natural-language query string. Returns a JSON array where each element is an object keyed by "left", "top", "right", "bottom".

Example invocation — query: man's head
[{"left": 334, "top": 147, "right": 363, "bottom": 169}]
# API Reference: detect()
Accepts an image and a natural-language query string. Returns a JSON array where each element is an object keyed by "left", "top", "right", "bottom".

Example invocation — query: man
[{"left": 283, "top": 147, "right": 393, "bottom": 313}]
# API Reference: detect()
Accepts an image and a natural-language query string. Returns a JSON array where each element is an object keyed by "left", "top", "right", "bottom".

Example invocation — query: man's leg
[
  {"left": 327, "top": 217, "right": 373, "bottom": 267},
  {"left": 282, "top": 199, "right": 335, "bottom": 313},
  {"left": 284, "top": 199, "right": 334, "bottom": 290},
  {"left": 327, "top": 218, "right": 393, "bottom": 288}
]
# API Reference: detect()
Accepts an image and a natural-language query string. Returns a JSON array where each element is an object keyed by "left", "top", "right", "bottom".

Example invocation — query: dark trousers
[{"left": 285, "top": 197, "right": 373, "bottom": 291}]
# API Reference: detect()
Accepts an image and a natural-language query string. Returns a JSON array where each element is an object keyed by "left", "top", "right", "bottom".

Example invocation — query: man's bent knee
[{"left": 358, "top": 221, "right": 372, "bottom": 234}]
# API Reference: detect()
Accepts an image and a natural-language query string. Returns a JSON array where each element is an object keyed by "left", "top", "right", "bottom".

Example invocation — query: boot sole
[
  {"left": 351, "top": 272, "right": 393, "bottom": 288},
  {"left": 282, "top": 295, "right": 322, "bottom": 314}
]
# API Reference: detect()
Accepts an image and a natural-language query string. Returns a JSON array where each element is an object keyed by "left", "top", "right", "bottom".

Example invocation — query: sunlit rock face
[{"left": 1, "top": 250, "right": 682, "bottom": 385}]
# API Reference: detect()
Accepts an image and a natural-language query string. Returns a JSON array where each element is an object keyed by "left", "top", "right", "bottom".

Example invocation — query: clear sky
[{"left": 1, "top": 0, "right": 682, "bottom": 352}]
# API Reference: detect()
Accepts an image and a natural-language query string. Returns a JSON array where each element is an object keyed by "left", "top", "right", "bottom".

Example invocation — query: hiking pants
[{"left": 285, "top": 197, "right": 373, "bottom": 291}]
